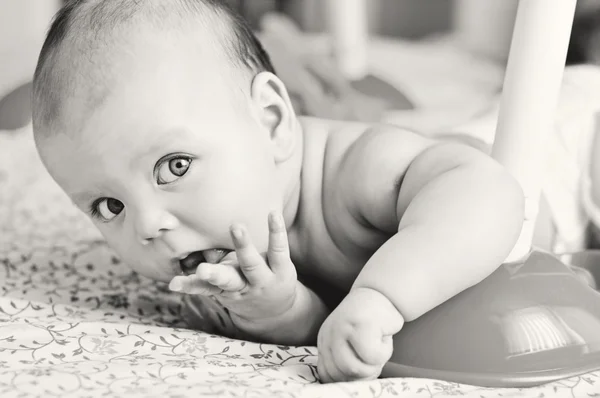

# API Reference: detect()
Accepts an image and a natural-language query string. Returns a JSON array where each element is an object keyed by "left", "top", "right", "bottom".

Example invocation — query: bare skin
[{"left": 35, "top": 26, "right": 524, "bottom": 384}]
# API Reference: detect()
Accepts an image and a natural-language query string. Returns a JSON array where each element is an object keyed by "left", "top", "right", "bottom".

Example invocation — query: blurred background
[{"left": 2, "top": 0, "right": 600, "bottom": 131}]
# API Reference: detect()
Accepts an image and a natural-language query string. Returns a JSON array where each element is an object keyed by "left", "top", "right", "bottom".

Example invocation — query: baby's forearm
[
  {"left": 353, "top": 159, "right": 524, "bottom": 322},
  {"left": 232, "top": 281, "right": 330, "bottom": 346}
]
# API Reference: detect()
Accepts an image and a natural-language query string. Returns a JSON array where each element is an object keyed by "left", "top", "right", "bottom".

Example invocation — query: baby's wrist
[
  {"left": 348, "top": 286, "right": 405, "bottom": 332},
  {"left": 230, "top": 284, "right": 298, "bottom": 327},
  {"left": 231, "top": 281, "right": 326, "bottom": 345}
]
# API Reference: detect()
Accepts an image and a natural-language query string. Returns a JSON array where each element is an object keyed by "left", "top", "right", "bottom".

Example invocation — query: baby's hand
[
  {"left": 317, "top": 288, "right": 404, "bottom": 383},
  {"left": 169, "top": 212, "right": 298, "bottom": 325}
]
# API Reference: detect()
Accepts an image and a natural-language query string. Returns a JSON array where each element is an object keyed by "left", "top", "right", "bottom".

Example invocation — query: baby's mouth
[{"left": 179, "top": 249, "right": 231, "bottom": 275}]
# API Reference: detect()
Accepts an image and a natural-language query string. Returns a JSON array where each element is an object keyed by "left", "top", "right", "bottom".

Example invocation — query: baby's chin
[
  {"left": 136, "top": 267, "right": 176, "bottom": 284},
  {"left": 121, "top": 257, "right": 180, "bottom": 283}
]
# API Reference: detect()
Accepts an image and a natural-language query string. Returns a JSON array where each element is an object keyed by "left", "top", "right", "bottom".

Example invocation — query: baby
[{"left": 31, "top": 0, "right": 524, "bottom": 383}]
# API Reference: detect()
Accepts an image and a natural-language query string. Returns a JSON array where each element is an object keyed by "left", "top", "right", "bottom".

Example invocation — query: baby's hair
[{"left": 32, "top": 0, "right": 275, "bottom": 135}]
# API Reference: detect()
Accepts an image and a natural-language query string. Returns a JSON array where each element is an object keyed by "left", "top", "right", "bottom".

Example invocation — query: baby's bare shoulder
[
  {"left": 301, "top": 118, "right": 436, "bottom": 203},
  {"left": 330, "top": 123, "right": 434, "bottom": 185},
  {"left": 319, "top": 121, "right": 435, "bottom": 231}
]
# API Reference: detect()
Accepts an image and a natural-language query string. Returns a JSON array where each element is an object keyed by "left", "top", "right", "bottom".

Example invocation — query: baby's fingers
[
  {"left": 317, "top": 352, "right": 336, "bottom": 383},
  {"left": 195, "top": 262, "right": 246, "bottom": 292},
  {"left": 267, "top": 211, "right": 292, "bottom": 275},
  {"left": 169, "top": 275, "right": 222, "bottom": 296},
  {"left": 230, "top": 224, "right": 273, "bottom": 286},
  {"left": 331, "top": 338, "right": 378, "bottom": 382},
  {"left": 349, "top": 326, "right": 395, "bottom": 366}
]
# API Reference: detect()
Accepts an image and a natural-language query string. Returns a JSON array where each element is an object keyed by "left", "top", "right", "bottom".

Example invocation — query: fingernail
[
  {"left": 169, "top": 279, "right": 182, "bottom": 292},
  {"left": 269, "top": 211, "right": 283, "bottom": 228},
  {"left": 231, "top": 226, "right": 243, "bottom": 242},
  {"left": 196, "top": 264, "right": 212, "bottom": 280}
]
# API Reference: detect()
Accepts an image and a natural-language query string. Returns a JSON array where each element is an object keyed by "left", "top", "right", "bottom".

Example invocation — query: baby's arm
[
  {"left": 171, "top": 212, "right": 330, "bottom": 346},
  {"left": 318, "top": 128, "right": 524, "bottom": 382},
  {"left": 354, "top": 135, "right": 524, "bottom": 321}
]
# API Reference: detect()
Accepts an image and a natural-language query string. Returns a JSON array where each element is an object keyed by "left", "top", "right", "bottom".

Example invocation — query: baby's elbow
[{"left": 498, "top": 166, "right": 524, "bottom": 216}]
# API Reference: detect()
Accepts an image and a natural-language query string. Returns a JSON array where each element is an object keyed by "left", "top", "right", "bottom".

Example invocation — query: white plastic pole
[
  {"left": 492, "top": 0, "right": 576, "bottom": 261},
  {"left": 325, "top": 0, "right": 369, "bottom": 80}
]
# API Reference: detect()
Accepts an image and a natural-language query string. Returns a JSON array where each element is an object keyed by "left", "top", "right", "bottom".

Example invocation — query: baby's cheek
[
  {"left": 94, "top": 223, "right": 123, "bottom": 248},
  {"left": 93, "top": 223, "right": 172, "bottom": 281},
  {"left": 96, "top": 227, "right": 137, "bottom": 263},
  {"left": 106, "top": 239, "right": 166, "bottom": 280}
]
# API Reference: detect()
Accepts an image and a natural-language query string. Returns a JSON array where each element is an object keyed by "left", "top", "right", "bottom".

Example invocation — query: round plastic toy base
[{"left": 383, "top": 249, "right": 600, "bottom": 388}]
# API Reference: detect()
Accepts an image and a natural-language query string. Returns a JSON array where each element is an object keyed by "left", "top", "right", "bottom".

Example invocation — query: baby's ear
[{"left": 250, "top": 72, "right": 297, "bottom": 163}]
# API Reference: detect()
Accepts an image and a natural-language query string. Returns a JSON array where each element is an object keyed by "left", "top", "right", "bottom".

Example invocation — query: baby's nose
[{"left": 135, "top": 208, "right": 179, "bottom": 245}]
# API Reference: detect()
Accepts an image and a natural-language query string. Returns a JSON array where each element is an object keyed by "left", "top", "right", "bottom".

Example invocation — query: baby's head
[{"left": 32, "top": 0, "right": 301, "bottom": 281}]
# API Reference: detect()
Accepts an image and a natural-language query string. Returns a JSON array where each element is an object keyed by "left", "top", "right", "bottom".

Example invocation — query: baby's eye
[
  {"left": 93, "top": 198, "right": 124, "bottom": 221},
  {"left": 156, "top": 156, "right": 193, "bottom": 185}
]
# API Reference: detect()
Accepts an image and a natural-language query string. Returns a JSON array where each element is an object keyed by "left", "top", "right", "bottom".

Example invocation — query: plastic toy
[{"left": 382, "top": 249, "right": 600, "bottom": 387}]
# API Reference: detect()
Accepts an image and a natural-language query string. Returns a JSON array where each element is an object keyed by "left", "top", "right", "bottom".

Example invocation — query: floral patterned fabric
[{"left": 1, "top": 128, "right": 599, "bottom": 398}]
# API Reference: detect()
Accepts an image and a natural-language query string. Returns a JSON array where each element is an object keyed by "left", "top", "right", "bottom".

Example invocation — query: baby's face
[{"left": 38, "top": 42, "right": 283, "bottom": 282}]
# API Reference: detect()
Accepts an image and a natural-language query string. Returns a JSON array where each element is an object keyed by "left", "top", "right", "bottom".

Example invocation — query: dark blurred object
[
  {"left": 376, "top": 0, "right": 452, "bottom": 39},
  {"left": 567, "top": 2, "right": 600, "bottom": 65},
  {"left": 281, "top": 0, "right": 452, "bottom": 39},
  {"left": 0, "top": 82, "right": 32, "bottom": 131},
  {"left": 351, "top": 74, "right": 415, "bottom": 111},
  {"left": 586, "top": 221, "right": 600, "bottom": 250}
]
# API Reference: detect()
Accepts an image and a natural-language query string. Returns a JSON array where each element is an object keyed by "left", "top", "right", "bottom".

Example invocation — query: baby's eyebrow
[
  {"left": 71, "top": 191, "right": 98, "bottom": 204},
  {"left": 130, "top": 128, "right": 196, "bottom": 168}
]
